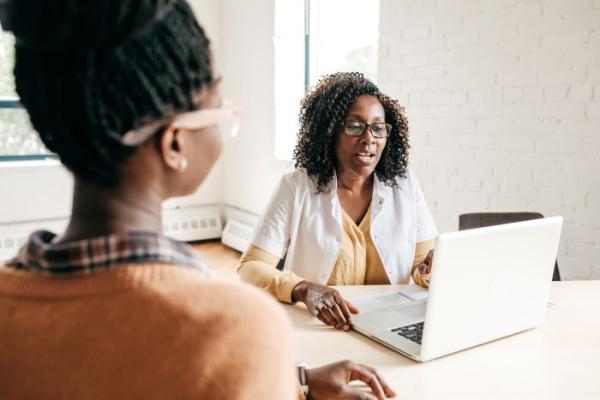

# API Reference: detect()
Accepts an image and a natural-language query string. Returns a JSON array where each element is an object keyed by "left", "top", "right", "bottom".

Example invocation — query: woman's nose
[{"left": 360, "top": 128, "right": 376, "bottom": 143}]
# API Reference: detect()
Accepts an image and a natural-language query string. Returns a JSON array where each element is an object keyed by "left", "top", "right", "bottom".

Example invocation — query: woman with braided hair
[
  {"left": 239, "top": 72, "right": 438, "bottom": 330},
  {"left": 0, "top": 1, "right": 395, "bottom": 399}
]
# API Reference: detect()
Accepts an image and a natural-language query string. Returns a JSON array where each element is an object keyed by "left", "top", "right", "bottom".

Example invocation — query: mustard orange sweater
[{"left": 0, "top": 263, "right": 298, "bottom": 399}]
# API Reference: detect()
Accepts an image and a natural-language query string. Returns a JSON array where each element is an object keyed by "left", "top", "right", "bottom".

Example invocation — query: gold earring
[{"left": 178, "top": 158, "right": 188, "bottom": 172}]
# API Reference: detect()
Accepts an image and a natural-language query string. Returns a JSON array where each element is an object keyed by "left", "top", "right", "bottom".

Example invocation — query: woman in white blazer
[{"left": 238, "top": 72, "right": 437, "bottom": 331}]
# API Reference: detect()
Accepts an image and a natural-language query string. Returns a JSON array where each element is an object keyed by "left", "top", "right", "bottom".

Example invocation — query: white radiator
[
  {"left": 161, "top": 205, "right": 222, "bottom": 242},
  {"left": 221, "top": 219, "right": 255, "bottom": 253},
  {"left": 0, "top": 205, "right": 224, "bottom": 262}
]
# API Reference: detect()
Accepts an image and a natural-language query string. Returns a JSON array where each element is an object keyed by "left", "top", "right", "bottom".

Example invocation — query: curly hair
[{"left": 293, "top": 72, "right": 410, "bottom": 193}]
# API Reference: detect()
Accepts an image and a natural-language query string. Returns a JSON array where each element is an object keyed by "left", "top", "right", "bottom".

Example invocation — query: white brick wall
[{"left": 379, "top": 0, "right": 600, "bottom": 280}]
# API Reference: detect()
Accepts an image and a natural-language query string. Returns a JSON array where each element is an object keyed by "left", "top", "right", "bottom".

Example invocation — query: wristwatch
[{"left": 296, "top": 362, "right": 310, "bottom": 398}]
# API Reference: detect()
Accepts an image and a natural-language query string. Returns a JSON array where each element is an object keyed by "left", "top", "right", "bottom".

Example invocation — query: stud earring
[{"left": 178, "top": 158, "right": 188, "bottom": 173}]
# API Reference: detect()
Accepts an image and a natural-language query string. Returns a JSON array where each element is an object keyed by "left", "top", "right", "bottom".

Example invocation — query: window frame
[
  {"left": 1, "top": 27, "right": 56, "bottom": 162},
  {"left": 274, "top": 0, "right": 380, "bottom": 161},
  {"left": 304, "top": 0, "right": 310, "bottom": 93},
  {"left": 0, "top": 98, "right": 57, "bottom": 161}
]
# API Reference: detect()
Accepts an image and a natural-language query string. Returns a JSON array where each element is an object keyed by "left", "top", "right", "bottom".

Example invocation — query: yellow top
[
  {"left": 239, "top": 205, "right": 436, "bottom": 303},
  {"left": 327, "top": 205, "right": 389, "bottom": 285}
]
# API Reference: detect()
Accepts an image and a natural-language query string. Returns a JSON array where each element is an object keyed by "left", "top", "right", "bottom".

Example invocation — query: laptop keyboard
[{"left": 391, "top": 321, "right": 424, "bottom": 344}]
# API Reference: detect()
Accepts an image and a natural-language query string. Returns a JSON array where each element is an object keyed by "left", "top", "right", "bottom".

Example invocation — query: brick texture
[{"left": 379, "top": 0, "right": 600, "bottom": 279}]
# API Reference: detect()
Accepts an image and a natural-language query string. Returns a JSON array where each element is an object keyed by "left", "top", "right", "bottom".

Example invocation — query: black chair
[{"left": 458, "top": 212, "right": 561, "bottom": 281}]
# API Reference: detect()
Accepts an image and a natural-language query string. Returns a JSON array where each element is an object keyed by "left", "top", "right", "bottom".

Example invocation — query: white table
[{"left": 284, "top": 282, "right": 600, "bottom": 400}]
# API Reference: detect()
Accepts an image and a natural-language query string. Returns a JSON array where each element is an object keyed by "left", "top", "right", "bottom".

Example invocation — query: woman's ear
[{"left": 158, "top": 124, "right": 189, "bottom": 173}]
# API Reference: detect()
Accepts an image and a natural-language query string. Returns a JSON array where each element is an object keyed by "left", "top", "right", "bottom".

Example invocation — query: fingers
[
  {"left": 316, "top": 304, "right": 337, "bottom": 327},
  {"left": 328, "top": 302, "right": 349, "bottom": 330},
  {"left": 338, "top": 298, "right": 353, "bottom": 321},
  {"left": 418, "top": 261, "right": 428, "bottom": 275},
  {"left": 379, "top": 377, "right": 396, "bottom": 397},
  {"left": 331, "top": 290, "right": 359, "bottom": 325},
  {"left": 316, "top": 303, "right": 347, "bottom": 330},
  {"left": 307, "top": 302, "right": 320, "bottom": 316},
  {"left": 327, "top": 292, "right": 357, "bottom": 330},
  {"left": 333, "top": 293, "right": 354, "bottom": 326},
  {"left": 345, "top": 299, "right": 360, "bottom": 314},
  {"left": 348, "top": 364, "right": 388, "bottom": 400},
  {"left": 427, "top": 251, "right": 434, "bottom": 273},
  {"left": 422, "top": 250, "right": 434, "bottom": 274},
  {"left": 364, "top": 366, "right": 396, "bottom": 398},
  {"left": 305, "top": 284, "right": 360, "bottom": 330},
  {"left": 347, "top": 391, "right": 378, "bottom": 400}
]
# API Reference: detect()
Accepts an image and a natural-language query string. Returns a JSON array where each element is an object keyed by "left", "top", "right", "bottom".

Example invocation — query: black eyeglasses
[{"left": 341, "top": 121, "right": 392, "bottom": 138}]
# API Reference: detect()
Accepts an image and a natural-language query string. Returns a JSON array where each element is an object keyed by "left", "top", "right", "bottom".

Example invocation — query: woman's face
[{"left": 334, "top": 94, "right": 387, "bottom": 177}]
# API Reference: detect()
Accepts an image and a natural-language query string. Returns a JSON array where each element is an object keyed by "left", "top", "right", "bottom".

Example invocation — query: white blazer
[{"left": 251, "top": 168, "right": 438, "bottom": 284}]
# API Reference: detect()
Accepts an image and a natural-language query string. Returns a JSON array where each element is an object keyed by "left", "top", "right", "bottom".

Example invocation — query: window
[
  {"left": 274, "top": 0, "right": 379, "bottom": 160},
  {"left": 0, "top": 26, "right": 50, "bottom": 159},
  {"left": 307, "top": 0, "right": 379, "bottom": 88}
]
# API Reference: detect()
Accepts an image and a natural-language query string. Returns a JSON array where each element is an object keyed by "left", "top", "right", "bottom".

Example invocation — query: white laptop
[{"left": 351, "top": 216, "right": 563, "bottom": 362}]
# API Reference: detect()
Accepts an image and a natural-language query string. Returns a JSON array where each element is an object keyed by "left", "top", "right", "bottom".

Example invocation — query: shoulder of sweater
[
  {"left": 165, "top": 277, "right": 297, "bottom": 398},
  {"left": 145, "top": 269, "right": 292, "bottom": 331},
  {"left": 119, "top": 268, "right": 297, "bottom": 398}
]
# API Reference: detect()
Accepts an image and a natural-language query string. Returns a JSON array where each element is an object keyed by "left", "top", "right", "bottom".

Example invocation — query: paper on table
[{"left": 348, "top": 286, "right": 429, "bottom": 314}]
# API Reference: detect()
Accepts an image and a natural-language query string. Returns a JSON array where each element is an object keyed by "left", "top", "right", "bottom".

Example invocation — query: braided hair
[
  {"left": 1, "top": 0, "right": 213, "bottom": 186},
  {"left": 293, "top": 72, "right": 410, "bottom": 193}
]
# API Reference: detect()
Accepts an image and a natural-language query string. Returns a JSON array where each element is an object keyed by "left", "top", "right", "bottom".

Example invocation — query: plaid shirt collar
[{"left": 6, "top": 230, "right": 212, "bottom": 276}]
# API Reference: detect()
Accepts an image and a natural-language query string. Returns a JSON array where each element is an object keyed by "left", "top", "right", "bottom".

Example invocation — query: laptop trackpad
[
  {"left": 354, "top": 301, "right": 427, "bottom": 330},
  {"left": 393, "top": 301, "right": 427, "bottom": 320}
]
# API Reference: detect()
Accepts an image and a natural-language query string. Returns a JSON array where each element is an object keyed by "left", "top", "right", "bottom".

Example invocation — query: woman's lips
[{"left": 355, "top": 152, "right": 375, "bottom": 163}]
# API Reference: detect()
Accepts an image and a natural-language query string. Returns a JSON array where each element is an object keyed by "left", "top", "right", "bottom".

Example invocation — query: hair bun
[{"left": 0, "top": 0, "right": 176, "bottom": 50}]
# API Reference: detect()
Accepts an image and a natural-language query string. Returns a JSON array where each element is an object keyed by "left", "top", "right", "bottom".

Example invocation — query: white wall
[
  {"left": 0, "top": 0, "right": 294, "bottom": 227},
  {"left": 165, "top": 0, "right": 225, "bottom": 210},
  {"left": 220, "top": 0, "right": 292, "bottom": 216},
  {"left": 379, "top": 0, "right": 600, "bottom": 279},
  {"left": 0, "top": 0, "right": 225, "bottom": 225},
  {"left": 4, "top": 1, "right": 598, "bottom": 280},
  {"left": 0, "top": 161, "right": 72, "bottom": 224}
]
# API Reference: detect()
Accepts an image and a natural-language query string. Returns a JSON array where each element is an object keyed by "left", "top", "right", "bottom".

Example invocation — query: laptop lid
[{"left": 420, "top": 216, "right": 563, "bottom": 361}]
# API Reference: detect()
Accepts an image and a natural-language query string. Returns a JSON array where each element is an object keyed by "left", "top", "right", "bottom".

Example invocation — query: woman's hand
[
  {"left": 306, "top": 360, "right": 396, "bottom": 400},
  {"left": 419, "top": 250, "right": 434, "bottom": 275},
  {"left": 292, "top": 281, "right": 359, "bottom": 330},
  {"left": 412, "top": 250, "right": 434, "bottom": 288}
]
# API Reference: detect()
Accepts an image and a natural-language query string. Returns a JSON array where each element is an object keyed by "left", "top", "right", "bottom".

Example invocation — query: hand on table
[
  {"left": 306, "top": 360, "right": 396, "bottom": 400},
  {"left": 292, "top": 281, "right": 359, "bottom": 331}
]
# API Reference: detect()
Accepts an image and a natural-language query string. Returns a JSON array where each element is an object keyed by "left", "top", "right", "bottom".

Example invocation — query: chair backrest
[{"left": 458, "top": 212, "right": 561, "bottom": 281}]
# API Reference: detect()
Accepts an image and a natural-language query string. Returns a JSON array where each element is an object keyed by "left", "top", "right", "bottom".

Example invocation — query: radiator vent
[
  {"left": 161, "top": 207, "right": 222, "bottom": 242},
  {"left": 221, "top": 219, "right": 255, "bottom": 253},
  {"left": 0, "top": 233, "right": 27, "bottom": 260},
  {"left": 0, "top": 206, "right": 223, "bottom": 263},
  {"left": 0, "top": 218, "right": 68, "bottom": 262}
]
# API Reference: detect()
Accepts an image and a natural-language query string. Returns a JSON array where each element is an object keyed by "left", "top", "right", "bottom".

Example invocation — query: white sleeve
[
  {"left": 412, "top": 173, "right": 438, "bottom": 242},
  {"left": 251, "top": 175, "right": 295, "bottom": 259}
]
